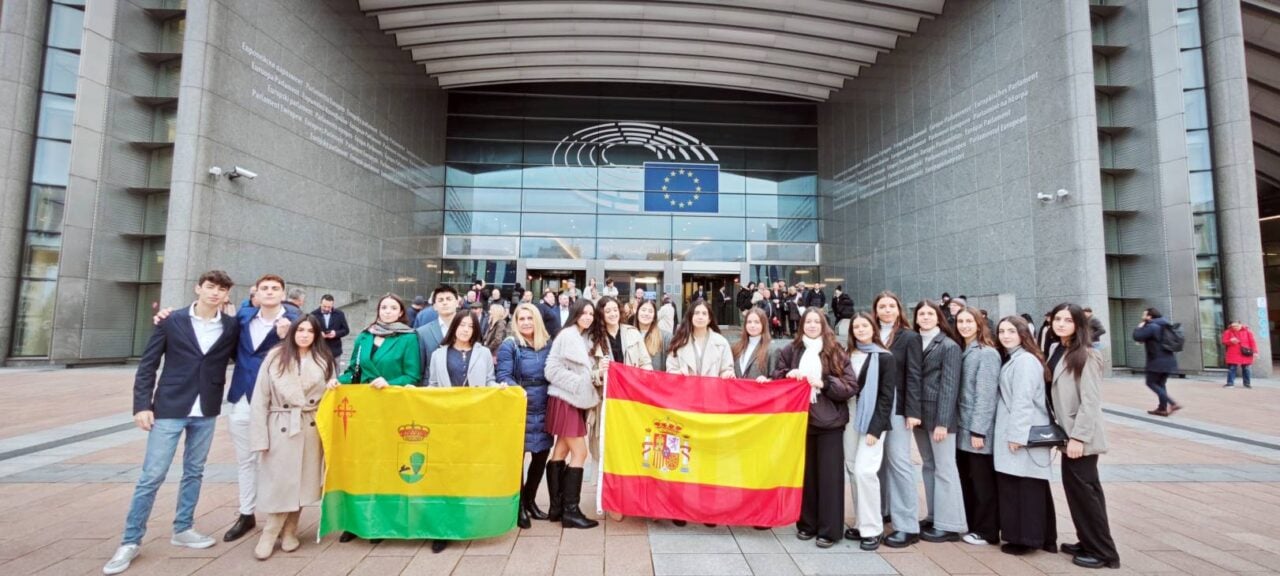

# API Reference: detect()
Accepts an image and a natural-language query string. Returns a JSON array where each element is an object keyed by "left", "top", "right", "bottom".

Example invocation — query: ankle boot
[
  {"left": 560, "top": 466, "right": 599, "bottom": 529},
  {"left": 254, "top": 514, "right": 284, "bottom": 560},
  {"left": 545, "top": 460, "right": 566, "bottom": 522},
  {"left": 517, "top": 494, "right": 532, "bottom": 529},
  {"left": 280, "top": 511, "right": 301, "bottom": 552},
  {"left": 224, "top": 513, "right": 256, "bottom": 542}
]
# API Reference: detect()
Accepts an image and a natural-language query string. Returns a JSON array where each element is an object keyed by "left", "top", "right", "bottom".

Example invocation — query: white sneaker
[
  {"left": 103, "top": 544, "right": 139, "bottom": 575},
  {"left": 170, "top": 529, "right": 216, "bottom": 549},
  {"left": 962, "top": 532, "right": 993, "bottom": 546}
]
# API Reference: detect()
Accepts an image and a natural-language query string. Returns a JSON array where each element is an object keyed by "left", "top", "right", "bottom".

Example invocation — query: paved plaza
[{"left": 1, "top": 366, "right": 1279, "bottom": 575}]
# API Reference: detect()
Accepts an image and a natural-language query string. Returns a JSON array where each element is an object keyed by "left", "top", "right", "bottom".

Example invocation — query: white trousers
[
  {"left": 842, "top": 413, "right": 886, "bottom": 538},
  {"left": 228, "top": 398, "right": 258, "bottom": 515}
]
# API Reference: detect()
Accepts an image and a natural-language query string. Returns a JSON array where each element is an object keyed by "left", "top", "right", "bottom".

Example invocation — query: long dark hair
[
  {"left": 955, "top": 306, "right": 995, "bottom": 348},
  {"left": 732, "top": 307, "right": 772, "bottom": 373},
  {"left": 996, "top": 316, "right": 1051, "bottom": 383},
  {"left": 913, "top": 299, "right": 963, "bottom": 346},
  {"left": 590, "top": 296, "right": 622, "bottom": 355},
  {"left": 441, "top": 313, "right": 480, "bottom": 347},
  {"left": 562, "top": 298, "right": 596, "bottom": 335},
  {"left": 370, "top": 293, "right": 408, "bottom": 327},
  {"left": 668, "top": 299, "right": 719, "bottom": 354},
  {"left": 791, "top": 307, "right": 845, "bottom": 377},
  {"left": 872, "top": 290, "right": 910, "bottom": 345},
  {"left": 846, "top": 311, "right": 887, "bottom": 352},
  {"left": 272, "top": 315, "right": 336, "bottom": 381},
  {"left": 1049, "top": 303, "right": 1092, "bottom": 381}
]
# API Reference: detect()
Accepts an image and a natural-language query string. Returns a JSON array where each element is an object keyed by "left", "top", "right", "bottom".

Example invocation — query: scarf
[
  {"left": 799, "top": 336, "right": 824, "bottom": 404},
  {"left": 853, "top": 341, "right": 889, "bottom": 434},
  {"left": 367, "top": 321, "right": 415, "bottom": 337}
]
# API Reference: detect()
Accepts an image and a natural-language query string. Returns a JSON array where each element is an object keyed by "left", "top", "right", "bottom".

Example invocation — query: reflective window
[
  {"left": 748, "top": 243, "right": 818, "bottom": 263},
  {"left": 672, "top": 216, "right": 744, "bottom": 241},
  {"left": 1193, "top": 213, "right": 1219, "bottom": 255},
  {"left": 20, "top": 237, "right": 60, "bottom": 279},
  {"left": 1185, "top": 130, "right": 1211, "bottom": 171},
  {"left": 748, "top": 218, "right": 818, "bottom": 242},
  {"left": 444, "top": 236, "right": 519, "bottom": 258},
  {"left": 598, "top": 214, "right": 671, "bottom": 239},
  {"left": 1196, "top": 255, "right": 1222, "bottom": 297},
  {"left": 673, "top": 240, "right": 746, "bottom": 262},
  {"left": 444, "top": 211, "right": 520, "bottom": 236},
  {"left": 1176, "top": 9, "right": 1201, "bottom": 50},
  {"left": 42, "top": 49, "right": 80, "bottom": 94},
  {"left": 1180, "top": 49, "right": 1205, "bottom": 90},
  {"left": 746, "top": 195, "right": 817, "bottom": 218},
  {"left": 1198, "top": 296, "right": 1224, "bottom": 367},
  {"left": 445, "top": 164, "right": 522, "bottom": 188},
  {"left": 26, "top": 185, "right": 65, "bottom": 233},
  {"left": 1183, "top": 89, "right": 1208, "bottom": 130},
  {"left": 521, "top": 237, "right": 596, "bottom": 259},
  {"left": 598, "top": 238, "right": 671, "bottom": 260},
  {"left": 522, "top": 213, "right": 596, "bottom": 237},
  {"left": 446, "top": 187, "right": 522, "bottom": 212},
  {"left": 11, "top": 279, "right": 57, "bottom": 356},
  {"left": 32, "top": 139, "right": 72, "bottom": 186},
  {"left": 36, "top": 94, "right": 75, "bottom": 140},
  {"left": 1188, "top": 171, "right": 1215, "bottom": 213},
  {"left": 524, "top": 188, "right": 598, "bottom": 213},
  {"left": 47, "top": 4, "right": 84, "bottom": 51},
  {"left": 139, "top": 238, "right": 165, "bottom": 282}
]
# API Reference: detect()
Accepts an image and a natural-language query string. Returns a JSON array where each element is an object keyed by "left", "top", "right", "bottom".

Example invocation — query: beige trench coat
[
  {"left": 588, "top": 325, "right": 653, "bottom": 461},
  {"left": 250, "top": 349, "right": 329, "bottom": 513}
]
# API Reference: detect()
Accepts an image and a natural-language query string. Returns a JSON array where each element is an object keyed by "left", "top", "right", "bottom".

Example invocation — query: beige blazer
[
  {"left": 1050, "top": 348, "right": 1109, "bottom": 456},
  {"left": 250, "top": 350, "right": 328, "bottom": 513},
  {"left": 666, "top": 331, "right": 735, "bottom": 378}
]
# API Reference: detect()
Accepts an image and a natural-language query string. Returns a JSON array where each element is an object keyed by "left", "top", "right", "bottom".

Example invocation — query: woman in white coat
[
  {"left": 427, "top": 313, "right": 496, "bottom": 388},
  {"left": 250, "top": 315, "right": 336, "bottom": 560},
  {"left": 993, "top": 316, "right": 1057, "bottom": 557},
  {"left": 544, "top": 299, "right": 602, "bottom": 530},
  {"left": 666, "top": 300, "right": 734, "bottom": 378}
]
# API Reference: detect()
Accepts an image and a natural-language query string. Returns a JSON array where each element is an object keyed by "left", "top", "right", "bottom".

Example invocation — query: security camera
[
  {"left": 227, "top": 166, "right": 257, "bottom": 180},
  {"left": 208, "top": 166, "right": 224, "bottom": 177},
  {"left": 1037, "top": 191, "right": 1055, "bottom": 203},
  {"left": 1056, "top": 188, "right": 1070, "bottom": 200}
]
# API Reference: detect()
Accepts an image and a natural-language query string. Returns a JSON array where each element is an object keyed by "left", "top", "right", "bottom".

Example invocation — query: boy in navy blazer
[{"left": 105, "top": 271, "right": 240, "bottom": 575}]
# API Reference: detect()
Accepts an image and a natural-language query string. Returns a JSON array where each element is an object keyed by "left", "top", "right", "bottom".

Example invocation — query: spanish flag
[
  {"left": 600, "top": 363, "right": 809, "bottom": 526},
  {"left": 316, "top": 386, "right": 526, "bottom": 540}
]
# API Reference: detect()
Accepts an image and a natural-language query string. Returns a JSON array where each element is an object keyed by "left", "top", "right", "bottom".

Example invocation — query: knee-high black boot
[
  {"left": 545, "top": 460, "right": 566, "bottom": 522},
  {"left": 561, "top": 466, "right": 599, "bottom": 529},
  {"left": 524, "top": 450, "right": 550, "bottom": 521}
]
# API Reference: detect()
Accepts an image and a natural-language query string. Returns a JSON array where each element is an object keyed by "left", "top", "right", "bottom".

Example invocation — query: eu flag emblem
[{"left": 644, "top": 162, "right": 719, "bottom": 213}]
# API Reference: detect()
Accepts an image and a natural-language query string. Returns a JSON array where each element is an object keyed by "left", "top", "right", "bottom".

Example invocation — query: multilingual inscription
[
  {"left": 241, "top": 42, "right": 431, "bottom": 189},
  {"left": 831, "top": 72, "right": 1039, "bottom": 210}
]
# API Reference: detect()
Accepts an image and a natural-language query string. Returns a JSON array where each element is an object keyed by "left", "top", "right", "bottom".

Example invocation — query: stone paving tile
[
  {"left": 730, "top": 526, "right": 785, "bottom": 553},
  {"left": 504, "top": 535, "right": 560, "bottom": 575},
  {"left": 789, "top": 552, "right": 899, "bottom": 575},
  {"left": 554, "top": 553, "right": 605, "bottom": 576},
  {"left": 464, "top": 530, "right": 519, "bottom": 556},
  {"left": 652, "top": 552, "right": 752, "bottom": 576},
  {"left": 605, "top": 534, "right": 652, "bottom": 576},
  {"left": 743, "top": 552, "right": 804, "bottom": 575},
  {"left": 648, "top": 533, "right": 741, "bottom": 554},
  {"left": 348, "top": 554, "right": 411, "bottom": 576},
  {"left": 400, "top": 539, "right": 467, "bottom": 575},
  {"left": 879, "top": 551, "right": 956, "bottom": 576},
  {"left": 560, "top": 524, "right": 606, "bottom": 555}
]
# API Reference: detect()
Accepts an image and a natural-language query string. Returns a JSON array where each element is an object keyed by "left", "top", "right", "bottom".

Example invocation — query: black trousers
[
  {"left": 1144, "top": 371, "right": 1175, "bottom": 410},
  {"left": 523, "top": 450, "right": 549, "bottom": 502},
  {"left": 957, "top": 449, "right": 999, "bottom": 543},
  {"left": 1062, "top": 455, "right": 1119, "bottom": 563},
  {"left": 799, "top": 429, "right": 844, "bottom": 541},
  {"left": 996, "top": 472, "right": 1056, "bottom": 550}
]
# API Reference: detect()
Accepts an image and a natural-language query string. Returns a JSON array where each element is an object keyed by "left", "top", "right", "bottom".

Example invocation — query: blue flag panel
[{"left": 643, "top": 162, "right": 719, "bottom": 213}]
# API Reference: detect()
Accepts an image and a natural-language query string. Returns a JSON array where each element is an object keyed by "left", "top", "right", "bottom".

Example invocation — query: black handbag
[
  {"left": 1241, "top": 346, "right": 1254, "bottom": 357},
  {"left": 1027, "top": 380, "right": 1068, "bottom": 448}
]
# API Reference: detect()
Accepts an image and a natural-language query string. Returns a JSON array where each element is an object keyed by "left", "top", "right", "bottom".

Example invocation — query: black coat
[
  {"left": 133, "top": 306, "right": 240, "bottom": 418},
  {"left": 857, "top": 351, "right": 897, "bottom": 437},
  {"left": 736, "top": 288, "right": 753, "bottom": 311},
  {"left": 311, "top": 307, "right": 350, "bottom": 357},
  {"left": 833, "top": 293, "right": 855, "bottom": 320},
  {"left": 885, "top": 328, "right": 924, "bottom": 420},
  {"left": 538, "top": 301, "right": 561, "bottom": 337},
  {"left": 772, "top": 343, "right": 858, "bottom": 430},
  {"left": 1133, "top": 318, "right": 1179, "bottom": 374}
]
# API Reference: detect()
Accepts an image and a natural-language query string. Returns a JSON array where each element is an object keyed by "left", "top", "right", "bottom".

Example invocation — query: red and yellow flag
[{"left": 600, "top": 363, "right": 809, "bottom": 527}]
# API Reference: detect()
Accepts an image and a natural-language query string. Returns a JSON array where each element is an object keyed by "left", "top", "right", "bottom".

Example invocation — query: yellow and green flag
[{"left": 316, "top": 386, "right": 527, "bottom": 540}]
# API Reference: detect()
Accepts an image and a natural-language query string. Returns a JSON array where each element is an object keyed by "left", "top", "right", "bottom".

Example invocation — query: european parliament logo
[{"left": 644, "top": 162, "right": 719, "bottom": 213}]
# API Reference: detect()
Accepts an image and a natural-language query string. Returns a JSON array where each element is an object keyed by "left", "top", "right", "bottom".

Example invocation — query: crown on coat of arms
[
  {"left": 398, "top": 422, "right": 430, "bottom": 442},
  {"left": 651, "top": 419, "right": 683, "bottom": 436}
]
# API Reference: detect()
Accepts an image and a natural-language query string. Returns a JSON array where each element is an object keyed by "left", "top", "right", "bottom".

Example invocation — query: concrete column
[
  {"left": 1201, "top": 0, "right": 1271, "bottom": 375},
  {"left": 0, "top": 0, "right": 49, "bottom": 362}
]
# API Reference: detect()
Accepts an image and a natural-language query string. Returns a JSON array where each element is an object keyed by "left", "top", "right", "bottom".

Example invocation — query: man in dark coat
[
  {"left": 1132, "top": 307, "right": 1180, "bottom": 416},
  {"left": 537, "top": 289, "right": 561, "bottom": 337},
  {"left": 312, "top": 294, "right": 350, "bottom": 361},
  {"left": 736, "top": 282, "right": 755, "bottom": 315}
]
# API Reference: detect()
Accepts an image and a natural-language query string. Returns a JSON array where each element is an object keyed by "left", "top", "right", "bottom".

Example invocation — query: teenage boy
[
  {"left": 104, "top": 271, "right": 240, "bottom": 575},
  {"left": 416, "top": 285, "right": 459, "bottom": 382}
]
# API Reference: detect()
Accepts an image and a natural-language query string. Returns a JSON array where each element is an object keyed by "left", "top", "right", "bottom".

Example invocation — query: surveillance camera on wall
[
  {"left": 1037, "top": 188, "right": 1071, "bottom": 203},
  {"left": 208, "top": 166, "right": 224, "bottom": 177},
  {"left": 227, "top": 166, "right": 257, "bottom": 180},
  {"left": 1037, "top": 191, "right": 1055, "bottom": 203}
]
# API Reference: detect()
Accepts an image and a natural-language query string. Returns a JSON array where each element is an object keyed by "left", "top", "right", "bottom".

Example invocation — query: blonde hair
[
  {"left": 512, "top": 303, "right": 550, "bottom": 351},
  {"left": 488, "top": 303, "right": 508, "bottom": 324}
]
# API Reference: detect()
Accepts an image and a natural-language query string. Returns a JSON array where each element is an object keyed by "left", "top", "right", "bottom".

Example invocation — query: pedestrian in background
[
  {"left": 1132, "top": 308, "right": 1181, "bottom": 416},
  {"left": 1222, "top": 320, "right": 1257, "bottom": 389}
]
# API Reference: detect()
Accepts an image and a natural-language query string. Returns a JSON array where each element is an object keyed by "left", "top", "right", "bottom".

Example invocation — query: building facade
[{"left": 0, "top": 0, "right": 1272, "bottom": 375}]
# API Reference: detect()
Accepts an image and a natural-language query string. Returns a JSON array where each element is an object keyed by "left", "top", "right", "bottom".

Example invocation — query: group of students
[{"left": 107, "top": 268, "right": 1122, "bottom": 574}]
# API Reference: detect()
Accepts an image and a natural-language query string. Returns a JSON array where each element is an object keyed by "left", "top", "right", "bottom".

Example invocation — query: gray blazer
[
  {"left": 427, "top": 345, "right": 497, "bottom": 387},
  {"left": 1051, "top": 347, "right": 1109, "bottom": 456},
  {"left": 733, "top": 341, "right": 776, "bottom": 380},
  {"left": 993, "top": 348, "right": 1053, "bottom": 480},
  {"left": 648, "top": 330, "right": 672, "bottom": 373},
  {"left": 957, "top": 343, "right": 1001, "bottom": 455},
  {"left": 917, "top": 332, "right": 963, "bottom": 432},
  {"left": 416, "top": 319, "right": 446, "bottom": 382}
]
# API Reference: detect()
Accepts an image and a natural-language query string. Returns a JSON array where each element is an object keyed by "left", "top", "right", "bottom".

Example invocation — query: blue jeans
[
  {"left": 1227, "top": 364, "right": 1252, "bottom": 386},
  {"left": 121, "top": 417, "right": 217, "bottom": 545}
]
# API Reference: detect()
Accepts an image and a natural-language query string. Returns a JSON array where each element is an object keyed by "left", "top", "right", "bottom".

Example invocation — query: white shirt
[
  {"left": 322, "top": 312, "right": 332, "bottom": 328},
  {"left": 438, "top": 317, "right": 452, "bottom": 338},
  {"left": 249, "top": 306, "right": 287, "bottom": 350},
  {"left": 188, "top": 303, "right": 224, "bottom": 417},
  {"left": 559, "top": 307, "right": 570, "bottom": 327}
]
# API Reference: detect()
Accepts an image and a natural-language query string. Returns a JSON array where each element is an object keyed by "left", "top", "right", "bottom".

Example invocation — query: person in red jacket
[{"left": 1221, "top": 321, "right": 1257, "bottom": 389}]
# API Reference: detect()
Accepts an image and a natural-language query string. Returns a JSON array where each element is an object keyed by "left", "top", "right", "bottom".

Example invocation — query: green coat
[{"left": 338, "top": 331, "right": 422, "bottom": 386}]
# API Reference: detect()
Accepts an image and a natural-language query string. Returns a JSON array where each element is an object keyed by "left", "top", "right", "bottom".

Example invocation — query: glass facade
[
  {"left": 11, "top": 1, "right": 84, "bottom": 357},
  {"left": 440, "top": 85, "right": 819, "bottom": 290},
  {"left": 1178, "top": 2, "right": 1226, "bottom": 368}
]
